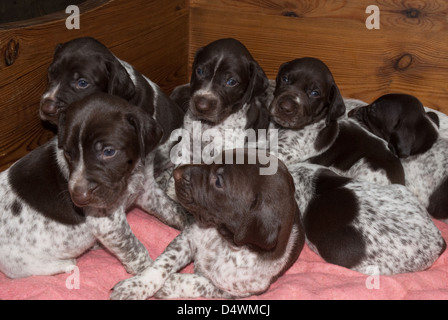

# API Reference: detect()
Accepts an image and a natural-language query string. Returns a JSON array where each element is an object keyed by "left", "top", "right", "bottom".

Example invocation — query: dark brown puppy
[
  {"left": 40, "top": 37, "right": 184, "bottom": 143},
  {"left": 348, "top": 93, "right": 439, "bottom": 158},
  {"left": 269, "top": 57, "right": 345, "bottom": 129},
  {"left": 271, "top": 58, "right": 405, "bottom": 185},
  {"left": 171, "top": 38, "right": 271, "bottom": 131},
  {"left": 111, "top": 149, "right": 305, "bottom": 299}
]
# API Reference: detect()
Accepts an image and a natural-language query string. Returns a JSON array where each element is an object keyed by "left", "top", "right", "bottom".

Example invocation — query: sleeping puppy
[
  {"left": 110, "top": 149, "right": 305, "bottom": 300},
  {"left": 39, "top": 37, "right": 189, "bottom": 229},
  {"left": 270, "top": 57, "right": 405, "bottom": 185},
  {"left": 349, "top": 93, "right": 448, "bottom": 222},
  {"left": 40, "top": 36, "right": 184, "bottom": 144},
  {"left": 0, "top": 93, "right": 159, "bottom": 278},
  {"left": 163, "top": 38, "right": 273, "bottom": 196},
  {"left": 290, "top": 161, "right": 446, "bottom": 275}
]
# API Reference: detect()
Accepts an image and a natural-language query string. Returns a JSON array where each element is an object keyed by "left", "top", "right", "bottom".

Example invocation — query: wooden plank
[
  {"left": 189, "top": 0, "right": 448, "bottom": 115},
  {"left": 0, "top": 0, "right": 189, "bottom": 171}
]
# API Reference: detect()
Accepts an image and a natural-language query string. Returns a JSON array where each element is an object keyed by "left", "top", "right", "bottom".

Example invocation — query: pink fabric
[{"left": 1, "top": 208, "right": 448, "bottom": 300}]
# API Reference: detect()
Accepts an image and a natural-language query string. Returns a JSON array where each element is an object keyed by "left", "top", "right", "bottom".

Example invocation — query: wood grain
[
  {"left": 2, "top": 0, "right": 448, "bottom": 172},
  {"left": 189, "top": 0, "right": 448, "bottom": 114},
  {"left": 0, "top": 0, "right": 189, "bottom": 171}
]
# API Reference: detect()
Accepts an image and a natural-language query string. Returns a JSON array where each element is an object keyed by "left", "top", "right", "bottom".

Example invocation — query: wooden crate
[
  {"left": 1, "top": 0, "right": 447, "bottom": 170},
  {"left": 0, "top": 0, "right": 189, "bottom": 171}
]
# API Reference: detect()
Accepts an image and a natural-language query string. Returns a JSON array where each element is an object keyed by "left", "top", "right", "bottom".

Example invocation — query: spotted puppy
[
  {"left": 0, "top": 93, "right": 164, "bottom": 278},
  {"left": 290, "top": 161, "right": 445, "bottom": 275},
  {"left": 163, "top": 38, "right": 273, "bottom": 197},
  {"left": 270, "top": 57, "right": 405, "bottom": 185},
  {"left": 40, "top": 36, "right": 184, "bottom": 141},
  {"left": 111, "top": 149, "right": 305, "bottom": 299},
  {"left": 349, "top": 93, "right": 448, "bottom": 222},
  {"left": 39, "top": 36, "right": 189, "bottom": 229}
]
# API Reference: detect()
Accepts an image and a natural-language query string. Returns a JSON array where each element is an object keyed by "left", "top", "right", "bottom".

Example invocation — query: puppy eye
[
  {"left": 281, "top": 75, "right": 289, "bottom": 84},
  {"left": 77, "top": 78, "right": 90, "bottom": 89},
  {"left": 226, "top": 78, "right": 238, "bottom": 87},
  {"left": 310, "top": 89, "right": 320, "bottom": 97},
  {"left": 101, "top": 147, "right": 117, "bottom": 160},
  {"left": 196, "top": 67, "right": 205, "bottom": 77},
  {"left": 215, "top": 174, "right": 224, "bottom": 189}
]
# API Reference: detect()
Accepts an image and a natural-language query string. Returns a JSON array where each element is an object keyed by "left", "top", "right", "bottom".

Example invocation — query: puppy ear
[
  {"left": 105, "top": 58, "right": 136, "bottom": 102},
  {"left": 53, "top": 43, "right": 63, "bottom": 56},
  {"left": 326, "top": 84, "right": 346, "bottom": 124},
  {"left": 126, "top": 109, "right": 164, "bottom": 164},
  {"left": 245, "top": 97, "right": 271, "bottom": 131},
  {"left": 57, "top": 109, "right": 67, "bottom": 147},
  {"left": 234, "top": 196, "right": 280, "bottom": 250},
  {"left": 389, "top": 127, "right": 413, "bottom": 158},
  {"left": 426, "top": 111, "right": 440, "bottom": 128},
  {"left": 241, "top": 60, "right": 269, "bottom": 107},
  {"left": 170, "top": 84, "right": 191, "bottom": 113},
  {"left": 190, "top": 47, "right": 204, "bottom": 84}
]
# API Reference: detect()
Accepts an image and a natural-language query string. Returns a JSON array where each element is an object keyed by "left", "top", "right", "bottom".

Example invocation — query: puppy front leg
[
  {"left": 87, "top": 208, "right": 151, "bottom": 275},
  {"left": 136, "top": 161, "right": 193, "bottom": 230},
  {"left": 110, "top": 226, "right": 194, "bottom": 300},
  {"left": 155, "top": 273, "right": 233, "bottom": 299}
]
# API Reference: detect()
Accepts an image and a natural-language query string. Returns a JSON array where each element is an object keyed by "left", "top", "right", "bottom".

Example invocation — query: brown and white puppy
[
  {"left": 40, "top": 37, "right": 184, "bottom": 145},
  {"left": 348, "top": 94, "right": 439, "bottom": 158},
  {"left": 175, "top": 38, "right": 271, "bottom": 130},
  {"left": 290, "top": 161, "right": 445, "bottom": 275},
  {"left": 40, "top": 37, "right": 190, "bottom": 229},
  {"left": 163, "top": 39, "right": 274, "bottom": 199},
  {"left": 0, "top": 93, "right": 160, "bottom": 278},
  {"left": 349, "top": 93, "right": 448, "bottom": 222},
  {"left": 111, "top": 149, "right": 305, "bottom": 300},
  {"left": 270, "top": 58, "right": 405, "bottom": 185}
]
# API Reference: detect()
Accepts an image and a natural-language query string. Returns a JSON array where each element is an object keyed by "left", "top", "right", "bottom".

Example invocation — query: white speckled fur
[{"left": 289, "top": 162, "right": 445, "bottom": 275}]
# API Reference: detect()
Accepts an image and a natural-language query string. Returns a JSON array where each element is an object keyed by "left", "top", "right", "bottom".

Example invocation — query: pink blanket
[{"left": 1, "top": 208, "right": 448, "bottom": 300}]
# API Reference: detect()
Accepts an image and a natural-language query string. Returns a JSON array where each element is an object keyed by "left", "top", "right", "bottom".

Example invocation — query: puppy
[
  {"left": 39, "top": 37, "right": 189, "bottom": 229},
  {"left": 290, "top": 162, "right": 446, "bottom": 275},
  {"left": 110, "top": 149, "right": 305, "bottom": 299},
  {"left": 349, "top": 93, "right": 448, "bottom": 222},
  {"left": 40, "top": 37, "right": 184, "bottom": 144},
  {"left": 0, "top": 93, "right": 159, "bottom": 279},
  {"left": 269, "top": 57, "right": 405, "bottom": 185},
  {"left": 163, "top": 38, "right": 273, "bottom": 197}
]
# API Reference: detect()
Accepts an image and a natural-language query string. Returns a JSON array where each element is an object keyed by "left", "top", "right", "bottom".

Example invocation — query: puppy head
[
  {"left": 174, "top": 149, "right": 297, "bottom": 251},
  {"left": 348, "top": 93, "right": 439, "bottom": 157},
  {"left": 269, "top": 57, "right": 345, "bottom": 129},
  {"left": 58, "top": 93, "right": 162, "bottom": 209},
  {"left": 189, "top": 38, "right": 269, "bottom": 125},
  {"left": 40, "top": 37, "right": 136, "bottom": 126}
]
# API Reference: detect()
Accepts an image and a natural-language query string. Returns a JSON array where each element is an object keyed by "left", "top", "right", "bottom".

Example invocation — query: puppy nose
[
  {"left": 70, "top": 184, "right": 97, "bottom": 207},
  {"left": 278, "top": 98, "right": 296, "bottom": 115},
  {"left": 173, "top": 166, "right": 189, "bottom": 182},
  {"left": 194, "top": 96, "right": 217, "bottom": 113},
  {"left": 40, "top": 98, "right": 59, "bottom": 116}
]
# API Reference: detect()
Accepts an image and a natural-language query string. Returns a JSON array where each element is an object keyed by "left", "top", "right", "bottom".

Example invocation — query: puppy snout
[
  {"left": 40, "top": 97, "right": 65, "bottom": 124},
  {"left": 40, "top": 98, "right": 59, "bottom": 116},
  {"left": 193, "top": 95, "right": 217, "bottom": 113},
  {"left": 278, "top": 97, "right": 297, "bottom": 115},
  {"left": 174, "top": 166, "right": 190, "bottom": 183},
  {"left": 70, "top": 184, "right": 97, "bottom": 207}
]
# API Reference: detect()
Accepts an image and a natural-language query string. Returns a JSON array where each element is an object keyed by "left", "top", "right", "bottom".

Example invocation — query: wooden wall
[
  {"left": 189, "top": 0, "right": 448, "bottom": 113},
  {"left": 0, "top": 0, "right": 189, "bottom": 171},
  {"left": 1, "top": 0, "right": 448, "bottom": 170}
]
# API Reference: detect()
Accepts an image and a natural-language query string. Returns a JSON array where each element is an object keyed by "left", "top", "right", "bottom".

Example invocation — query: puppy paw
[{"left": 110, "top": 276, "right": 154, "bottom": 300}]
